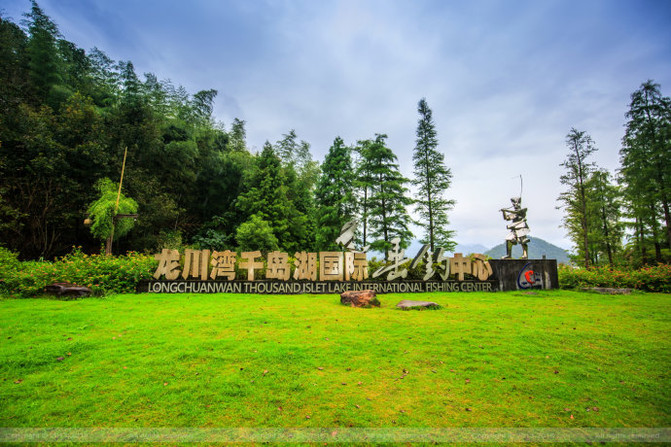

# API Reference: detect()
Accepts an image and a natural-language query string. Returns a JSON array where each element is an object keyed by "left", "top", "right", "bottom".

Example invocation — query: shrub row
[
  {"left": 559, "top": 264, "right": 671, "bottom": 293},
  {"left": 0, "top": 247, "right": 157, "bottom": 297}
]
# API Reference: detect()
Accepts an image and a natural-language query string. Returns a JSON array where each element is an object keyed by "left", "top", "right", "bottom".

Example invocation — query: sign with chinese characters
[
  {"left": 149, "top": 246, "right": 491, "bottom": 281},
  {"left": 139, "top": 235, "right": 504, "bottom": 293},
  {"left": 138, "top": 223, "right": 559, "bottom": 294}
]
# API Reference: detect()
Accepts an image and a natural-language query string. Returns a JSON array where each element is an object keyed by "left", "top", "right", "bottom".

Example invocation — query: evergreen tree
[
  {"left": 585, "top": 169, "right": 623, "bottom": 266},
  {"left": 353, "top": 139, "right": 375, "bottom": 248},
  {"left": 361, "top": 134, "right": 413, "bottom": 256},
  {"left": 314, "top": 137, "right": 356, "bottom": 250},
  {"left": 236, "top": 142, "right": 306, "bottom": 252},
  {"left": 620, "top": 80, "right": 671, "bottom": 258},
  {"left": 412, "top": 98, "right": 456, "bottom": 252},
  {"left": 235, "top": 214, "right": 279, "bottom": 252},
  {"left": 557, "top": 128, "right": 597, "bottom": 268}
]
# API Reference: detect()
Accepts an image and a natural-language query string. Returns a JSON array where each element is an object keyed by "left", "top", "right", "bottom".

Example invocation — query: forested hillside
[{"left": 0, "top": 4, "right": 318, "bottom": 258}]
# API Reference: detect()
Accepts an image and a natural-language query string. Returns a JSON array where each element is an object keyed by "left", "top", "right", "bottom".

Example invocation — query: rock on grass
[{"left": 395, "top": 300, "right": 442, "bottom": 310}]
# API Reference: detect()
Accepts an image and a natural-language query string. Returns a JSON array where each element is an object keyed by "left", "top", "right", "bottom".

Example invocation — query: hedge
[
  {"left": 558, "top": 264, "right": 671, "bottom": 293},
  {"left": 0, "top": 247, "right": 156, "bottom": 297}
]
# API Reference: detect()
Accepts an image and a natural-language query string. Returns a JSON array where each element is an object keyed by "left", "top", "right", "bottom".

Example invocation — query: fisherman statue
[{"left": 500, "top": 196, "right": 530, "bottom": 259}]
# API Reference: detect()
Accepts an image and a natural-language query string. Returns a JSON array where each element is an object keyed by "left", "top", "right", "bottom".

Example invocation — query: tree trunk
[
  {"left": 638, "top": 220, "right": 648, "bottom": 266},
  {"left": 574, "top": 140, "right": 590, "bottom": 269},
  {"left": 424, "top": 149, "right": 434, "bottom": 252},
  {"left": 663, "top": 199, "right": 671, "bottom": 250},
  {"left": 650, "top": 204, "right": 662, "bottom": 263},
  {"left": 105, "top": 233, "right": 113, "bottom": 256},
  {"left": 105, "top": 221, "right": 115, "bottom": 256},
  {"left": 601, "top": 204, "right": 613, "bottom": 265}
]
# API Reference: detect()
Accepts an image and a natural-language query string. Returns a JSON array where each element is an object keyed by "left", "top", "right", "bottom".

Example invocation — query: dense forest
[{"left": 0, "top": 2, "right": 456, "bottom": 261}]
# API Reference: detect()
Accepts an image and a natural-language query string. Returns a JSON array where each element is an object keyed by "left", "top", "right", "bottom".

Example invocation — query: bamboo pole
[{"left": 105, "top": 147, "right": 128, "bottom": 255}]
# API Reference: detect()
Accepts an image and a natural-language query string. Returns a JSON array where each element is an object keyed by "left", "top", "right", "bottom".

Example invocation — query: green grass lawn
[{"left": 1, "top": 290, "right": 669, "bottom": 438}]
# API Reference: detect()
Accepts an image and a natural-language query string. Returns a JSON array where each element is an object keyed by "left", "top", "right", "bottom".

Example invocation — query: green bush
[
  {"left": 559, "top": 264, "right": 671, "bottom": 292},
  {"left": 0, "top": 247, "right": 22, "bottom": 294},
  {"left": 0, "top": 247, "right": 157, "bottom": 297},
  {"left": 236, "top": 215, "right": 279, "bottom": 252},
  {"left": 0, "top": 246, "right": 21, "bottom": 272}
]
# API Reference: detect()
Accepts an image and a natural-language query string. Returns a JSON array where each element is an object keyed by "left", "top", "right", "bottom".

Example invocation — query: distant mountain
[
  {"left": 454, "top": 243, "right": 488, "bottom": 255},
  {"left": 375, "top": 238, "right": 568, "bottom": 263},
  {"left": 402, "top": 240, "right": 489, "bottom": 258},
  {"left": 484, "top": 237, "right": 570, "bottom": 264}
]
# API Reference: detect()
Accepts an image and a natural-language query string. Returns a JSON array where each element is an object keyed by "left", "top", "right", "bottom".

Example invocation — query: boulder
[
  {"left": 396, "top": 300, "right": 442, "bottom": 310},
  {"left": 340, "top": 290, "right": 380, "bottom": 308},
  {"left": 45, "top": 282, "right": 92, "bottom": 299}
]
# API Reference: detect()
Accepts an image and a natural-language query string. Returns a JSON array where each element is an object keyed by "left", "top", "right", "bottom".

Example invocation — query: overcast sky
[{"left": 3, "top": 0, "right": 671, "bottom": 251}]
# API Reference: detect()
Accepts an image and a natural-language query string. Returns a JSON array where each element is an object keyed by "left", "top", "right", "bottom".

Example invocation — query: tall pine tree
[
  {"left": 360, "top": 134, "right": 413, "bottom": 256},
  {"left": 314, "top": 137, "right": 356, "bottom": 250},
  {"left": 620, "top": 81, "right": 671, "bottom": 259},
  {"left": 412, "top": 98, "right": 456, "bottom": 252},
  {"left": 353, "top": 139, "right": 374, "bottom": 248},
  {"left": 235, "top": 142, "right": 307, "bottom": 253},
  {"left": 557, "top": 128, "right": 597, "bottom": 268}
]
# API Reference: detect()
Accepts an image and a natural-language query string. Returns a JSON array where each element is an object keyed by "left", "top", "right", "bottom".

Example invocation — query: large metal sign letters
[{"left": 139, "top": 220, "right": 558, "bottom": 294}]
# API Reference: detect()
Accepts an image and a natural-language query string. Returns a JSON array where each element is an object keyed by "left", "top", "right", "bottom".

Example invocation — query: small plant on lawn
[{"left": 397, "top": 304, "right": 442, "bottom": 311}]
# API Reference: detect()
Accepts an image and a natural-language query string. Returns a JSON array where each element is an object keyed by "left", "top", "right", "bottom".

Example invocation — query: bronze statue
[{"left": 500, "top": 197, "right": 530, "bottom": 259}]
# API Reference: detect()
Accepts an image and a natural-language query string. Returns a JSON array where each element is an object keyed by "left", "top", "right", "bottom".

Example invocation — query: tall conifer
[
  {"left": 360, "top": 134, "right": 413, "bottom": 256},
  {"left": 314, "top": 137, "right": 355, "bottom": 250},
  {"left": 411, "top": 98, "right": 456, "bottom": 252},
  {"left": 236, "top": 142, "right": 307, "bottom": 253},
  {"left": 557, "top": 128, "right": 597, "bottom": 268},
  {"left": 620, "top": 81, "right": 671, "bottom": 257}
]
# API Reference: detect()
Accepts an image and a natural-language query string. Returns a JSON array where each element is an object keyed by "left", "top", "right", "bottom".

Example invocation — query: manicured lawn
[{"left": 1, "top": 290, "right": 669, "bottom": 435}]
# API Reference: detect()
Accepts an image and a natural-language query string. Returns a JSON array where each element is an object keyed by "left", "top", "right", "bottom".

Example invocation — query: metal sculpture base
[
  {"left": 489, "top": 259, "right": 558, "bottom": 291},
  {"left": 502, "top": 240, "right": 529, "bottom": 260}
]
